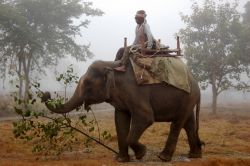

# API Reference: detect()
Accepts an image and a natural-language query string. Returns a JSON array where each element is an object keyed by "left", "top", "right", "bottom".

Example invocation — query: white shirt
[{"left": 133, "top": 20, "right": 154, "bottom": 49}]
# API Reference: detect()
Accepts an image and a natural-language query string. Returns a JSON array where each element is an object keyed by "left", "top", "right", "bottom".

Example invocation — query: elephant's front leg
[
  {"left": 127, "top": 112, "right": 153, "bottom": 160},
  {"left": 115, "top": 109, "right": 131, "bottom": 162}
]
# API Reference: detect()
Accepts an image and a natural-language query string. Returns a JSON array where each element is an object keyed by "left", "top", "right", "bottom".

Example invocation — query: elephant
[{"left": 42, "top": 50, "right": 203, "bottom": 162}]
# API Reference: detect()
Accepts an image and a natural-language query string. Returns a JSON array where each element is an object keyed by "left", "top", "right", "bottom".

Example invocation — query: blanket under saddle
[{"left": 130, "top": 55, "right": 191, "bottom": 93}]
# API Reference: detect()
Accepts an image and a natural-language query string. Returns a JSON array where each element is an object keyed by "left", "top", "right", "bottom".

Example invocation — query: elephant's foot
[
  {"left": 134, "top": 144, "right": 146, "bottom": 160},
  {"left": 115, "top": 154, "right": 130, "bottom": 162},
  {"left": 188, "top": 150, "right": 202, "bottom": 158},
  {"left": 157, "top": 151, "right": 172, "bottom": 162}
]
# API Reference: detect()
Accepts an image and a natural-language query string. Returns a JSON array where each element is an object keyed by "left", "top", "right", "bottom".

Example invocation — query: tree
[
  {"left": 235, "top": 1, "right": 250, "bottom": 66},
  {"left": 0, "top": 0, "right": 103, "bottom": 102},
  {"left": 179, "top": 0, "right": 249, "bottom": 114},
  {"left": 243, "top": 1, "right": 250, "bottom": 24}
]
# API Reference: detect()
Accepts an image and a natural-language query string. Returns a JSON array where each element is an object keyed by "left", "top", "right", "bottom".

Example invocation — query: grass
[
  {"left": 0, "top": 108, "right": 250, "bottom": 166},
  {"left": 0, "top": 95, "right": 13, "bottom": 116}
]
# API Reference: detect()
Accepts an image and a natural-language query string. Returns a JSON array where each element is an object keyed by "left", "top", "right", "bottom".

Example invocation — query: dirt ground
[{"left": 0, "top": 108, "right": 250, "bottom": 166}]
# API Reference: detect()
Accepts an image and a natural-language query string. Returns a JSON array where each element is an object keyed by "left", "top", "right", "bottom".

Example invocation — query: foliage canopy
[
  {"left": 179, "top": 0, "right": 250, "bottom": 113},
  {"left": 0, "top": 0, "right": 103, "bottom": 99}
]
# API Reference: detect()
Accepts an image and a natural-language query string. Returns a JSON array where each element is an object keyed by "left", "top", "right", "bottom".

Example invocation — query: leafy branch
[{"left": 12, "top": 65, "right": 116, "bottom": 157}]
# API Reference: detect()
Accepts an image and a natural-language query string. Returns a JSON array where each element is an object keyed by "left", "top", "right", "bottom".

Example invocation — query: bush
[{"left": 12, "top": 65, "right": 113, "bottom": 156}]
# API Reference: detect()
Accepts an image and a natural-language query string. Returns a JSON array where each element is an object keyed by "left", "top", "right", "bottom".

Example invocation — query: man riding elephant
[
  {"left": 114, "top": 10, "right": 155, "bottom": 71},
  {"left": 133, "top": 10, "right": 154, "bottom": 50}
]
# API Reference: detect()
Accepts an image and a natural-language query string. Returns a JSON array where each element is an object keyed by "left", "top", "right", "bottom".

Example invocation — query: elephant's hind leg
[
  {"left": 158, "top": 120, "right": 184, "bottom": 162},
  {"left": 115, "top": 110, "right": 131, "bottom": 162},
  {"left": 184, "top": 113, "right": 202, "bottom": 158}
]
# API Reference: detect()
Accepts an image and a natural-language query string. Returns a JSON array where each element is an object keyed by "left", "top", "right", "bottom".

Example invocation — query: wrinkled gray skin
[{"left": 42, "top": 55, "right": 203, "bottom": 162}]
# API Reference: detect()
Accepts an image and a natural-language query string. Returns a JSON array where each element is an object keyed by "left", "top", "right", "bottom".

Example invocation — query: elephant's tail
[{"left": 196, "top": 97, "right": 205, "bottom": 148}]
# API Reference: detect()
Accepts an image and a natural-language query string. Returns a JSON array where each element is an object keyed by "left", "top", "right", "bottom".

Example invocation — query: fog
[{"left": 0, "top": 0, "right": 250, "bottom": 107}]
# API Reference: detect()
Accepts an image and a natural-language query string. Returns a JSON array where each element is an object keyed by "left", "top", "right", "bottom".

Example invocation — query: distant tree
[
  {"left": 0, "top": 0, "right": 103, "bottom": 101},
  {"left": 179, "top": 0, "right": 249, "bottom": 114},
  {"left": 243, "top": 1, "right": 250, "bottom": 24},
  {"left": 234, "top": 1, "right": 250, "bottom": 66}
]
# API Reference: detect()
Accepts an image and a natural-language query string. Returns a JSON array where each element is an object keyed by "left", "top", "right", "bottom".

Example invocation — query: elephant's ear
[{"left": 105, "top": 67, "right": 115, "bottom": 99}]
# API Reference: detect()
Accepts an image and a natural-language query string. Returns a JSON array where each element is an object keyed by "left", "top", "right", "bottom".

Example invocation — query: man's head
[{"left": 135, "top": 10, "right": 146, "bottom": 24}]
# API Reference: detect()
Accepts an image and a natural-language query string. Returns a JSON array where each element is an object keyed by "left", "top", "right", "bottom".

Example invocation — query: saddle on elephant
[
  {"left": 115, "top": 36, "right": 190, "bottom": 93},
  {"left": 128, "top": 47, "right": 191, "bottom": 93}
]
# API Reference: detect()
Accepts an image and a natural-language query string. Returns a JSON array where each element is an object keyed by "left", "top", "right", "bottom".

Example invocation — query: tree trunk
[
  {"left": 24, "top": 71, "right": 30, "bottom": 104},
  {"left": 212, "top": 82, "right": 218, "bottom": 114},
  {"left": 211, "top": 70, "right": 219, "bottom": 114},
  {"left": 22, "top": 51, "right": 32, "bottom": 106},
  {"left": 17, "top": 56, "right": 23, "bottom": 99},
  {"left": 19, "top": 78, "right": 23, "bottom": 99},
  {"left": 65, "top": 85, "right": 67, "bottom": 102}
]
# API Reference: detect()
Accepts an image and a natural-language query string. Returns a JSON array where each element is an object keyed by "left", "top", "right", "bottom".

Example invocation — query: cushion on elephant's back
[{"left": 130, "top": 56, "right": 191, "bottom": 93}]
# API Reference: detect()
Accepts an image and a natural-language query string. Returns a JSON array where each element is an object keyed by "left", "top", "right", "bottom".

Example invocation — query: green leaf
[
  {"left": 14, "top": 107, "right": 23, "bottom": 115},
  {"left": 31, "top": 99, "right": 36, "bottom": 104},
  {"left": 24, "top": 110, "right": 31, "bottom": 117},
  {"left": 88, "top": 127, "right": 94, "bottom": 132}
]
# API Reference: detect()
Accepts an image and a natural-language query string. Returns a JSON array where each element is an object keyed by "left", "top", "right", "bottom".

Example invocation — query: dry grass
[
  {"left": 0, "top": 95, "right": 13, "bottom": 116},
  {"left": 1, "top": 108, "right": 250, "bottom": 166}
]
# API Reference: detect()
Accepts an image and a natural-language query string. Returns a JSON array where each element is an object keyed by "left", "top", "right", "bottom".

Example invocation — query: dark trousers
[{"left": 115, "top": 47, "right": 125, "bottom": 61}]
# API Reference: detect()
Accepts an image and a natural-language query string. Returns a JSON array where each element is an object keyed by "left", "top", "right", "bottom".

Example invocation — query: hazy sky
[
  {"left": 0, "top": 0, "right": 249, "bottom": 93},
  {"left": 72, "top": 0, "right": 249, "bottom": 70},
  {"left": 47, "top": 0, "right": 250, "bottom": 95},
  {"left": 45, "top": 0, "right": 197, "bottom": 87},
  {"left": 84, "top": 0, "right": 248, "bottom": 60},
  {"left": 84, "top": 0, "right": 194, "bottom": 61}
]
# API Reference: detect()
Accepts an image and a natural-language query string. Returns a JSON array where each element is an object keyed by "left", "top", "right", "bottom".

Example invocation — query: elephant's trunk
[{"left": 42, "top": 76, "right": 85, "bottom": 114}]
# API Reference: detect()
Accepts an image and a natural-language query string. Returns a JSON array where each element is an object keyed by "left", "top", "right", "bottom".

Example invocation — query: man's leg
[
  {"left": 115, "top": 47, "right": 125, "bottom": 61},
  {"left": 114, "top": 47, "right": 126, "bottom": 72}
]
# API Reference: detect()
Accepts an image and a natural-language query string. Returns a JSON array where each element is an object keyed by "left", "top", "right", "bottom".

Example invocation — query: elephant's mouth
[
  {"left": 83, "top": 99, "right": 97, "bottom": 111},
  {"left": 84, "top": 104, "right": 91, "bottom": 111},
  {"left": 83, "top": 96, "right": 106, "bottom": 111}
]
